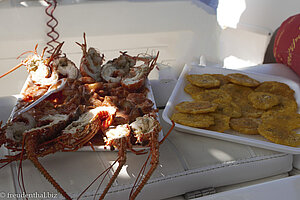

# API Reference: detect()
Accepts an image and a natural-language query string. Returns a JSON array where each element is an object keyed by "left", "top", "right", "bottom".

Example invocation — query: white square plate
[{"left": 5, "top": 78, "right": 163, "bottom": 152}]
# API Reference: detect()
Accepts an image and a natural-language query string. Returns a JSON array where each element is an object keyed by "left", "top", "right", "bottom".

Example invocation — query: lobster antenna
[
  {"left": 47, "top": 42, "right": 64, "bottom": 65},
  {"left": 30, "top": 157, "right": 72, "bottom": 200},
  {"left": 159, "top": 120, "right": 175, "bottom": 145},
  {"left": 129, "top": 153, "right": 150, "bottom": 198},
  {"left": 17, "top": 134, "right": 28, "bottom": 199},
  {"left": 41, "top": 47, "right": 48, "bottom": 59},
  {"left": 0, "top": 63, "right": 23, "bottom": 78},
  {"left": 87, "top": 141, "right": 96, "bottom": 152},
  {"left": 0, "top": 160, "right": 14, "bottom": 169},
  {"left": 77, "top": 159, "right": 118, "bottom": 199},
  {"left": 98, "top": 138, "right": 127, "bottom": 200},
  {"left": 0, "top": 152, "right": 25, "bottom": 170},
  {"left": 93, "top": 167, "right": 112, "bottom": 200},
  {"left": 76, "top": 32, "right": 89, "bottom": 58}
]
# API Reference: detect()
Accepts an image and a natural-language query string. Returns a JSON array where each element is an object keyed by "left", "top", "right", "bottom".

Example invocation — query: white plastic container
[{"left": 163, "top": 64, "right": 300, "bottom": 154}]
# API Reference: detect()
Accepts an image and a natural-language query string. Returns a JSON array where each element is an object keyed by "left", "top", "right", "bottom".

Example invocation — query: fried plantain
[
  {"left": 210, "top": 74, "right": 229, "bottom": 86},
  {"left": 230, "top": 117, "right": 261, "bottom": 135},
  {"left": 175, "top": 101, "right": 218, "bottom": 114},
  {"left": 206, "top": 113, "right": 230, "bottom": 132},
  {"left": 236, "top": 101, "right": 264, "bottom": 118},
  {"left": 255, "top": 81, "right": 295, "bottom": 99},
  {"left": 192, "top": 89, "right": 232, "bottom": 103},
  {"left": 258, "top": 110, "right": 300, "bottom": 146},
  {"left": 213, "top": 100, "right": 242, "bottom": 118},
  {"left": 186, "top": 74, "right": 220, "bottom": 88},
  {"left": 220, "top": 83, "right": 253, "bottom": 102},
  {"left": 184, "top": 83, "right": 205, "bottom": 96},
  {"left": 179, "top": 72, "right": 300, "bottom": 147},
  {"left": 248, "top": 92, "right": 280, "bottom": 110},
  {"left": 171, "top": 112, "right": 214, "bottom": 128},
  {"left": 269, "top": 96, "right": 298, "bottom": 112},
  {"left": 261, "top": 110, "right": 300, "bottom": 130},
  {"left": 226, "top": 73, "right": 260, "bottom": 87},
  {"left": 258, "top": 124, "right": 300, "bottom": 147}
]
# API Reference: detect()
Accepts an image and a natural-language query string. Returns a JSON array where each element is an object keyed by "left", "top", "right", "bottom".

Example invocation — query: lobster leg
[
  {"left": 129, "top": 132, "right": 159, "bottom": 200},
  {"left": 25, "top": 134, "right": 72, "bottom": 200},
  {"left": 0, "top": 122, "right": 6, "bottom": 147},
  {"left": 29, "top": 157, "right": 71, "bottom": 200},
  {"left": 99, "top": 137, "right": 127, "bottom": 200},
  {"left": 0, "top": 153, "right": 27, "bottom": 170}
]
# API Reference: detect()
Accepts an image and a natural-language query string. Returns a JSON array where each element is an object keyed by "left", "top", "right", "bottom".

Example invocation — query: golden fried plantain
[
  {"left": 207, "top": 113, "right": 230, "bottom": 132},
  {"left": 261, "top": 110, "right": 300, "bottom": 130},
  {"left": 186, "top": 74, "right": 220, "bottom": 88},
  {"left": 236, "top": 101, "right": 264, "bottom": 118},
  {"left": 210, "top": 74, "right": 229, "bottom": 86},
  {"left": 226, "top": 73, "right": 260, "bottom": 87},
  {"left": 255, "top": 81, "right": 295, "bottom": 99},
  {"left": 269, "top": 96, "right": 298, "bottom": 112},
  {"left": 258, "top": 111, "right": 300, "bottom": 146},
  {"left": 192, "top": 89, "right": 232, "bottom": 103},
  {"left": 230, "top": 117, "right": 261, "bottom": 135},
  {"left": 213, "top": 100, "right": 242, "bottom": 118},
  {"left": 171, "top": 112, "right": 214, "bottom": 128},
  {"left": 248, "top": 92, "right": 280, "bottom": 110},
  {"left": 179, "top": 72, "right": 300, "bottom": 147},
  {"left": 258, "top": 124, "right": 300, "bottom": 147},
  {"left": 220, "top": 84, "right": 261, "bottom": 117},
  {"left": 184, "top": 83, "right": 205, "bottom": 96},
  {"left": 220, "top": 83, "right": 253, "bottom": 102},
  {"left": 175, "top": 101, "right": 218, "bottom": 114}
]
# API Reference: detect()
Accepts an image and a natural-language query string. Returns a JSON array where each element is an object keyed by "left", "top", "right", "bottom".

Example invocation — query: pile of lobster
[{"left": 0, "top": 34, "right": 173, "bottom": 200}]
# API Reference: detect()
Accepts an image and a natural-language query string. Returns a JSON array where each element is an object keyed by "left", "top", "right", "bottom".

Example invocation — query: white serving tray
[
  {"left": 162, "top": 64, "right": 300, "bottom": 154},
  {"left": 6, "top": 78, "right": 163, "bottom": 152}
]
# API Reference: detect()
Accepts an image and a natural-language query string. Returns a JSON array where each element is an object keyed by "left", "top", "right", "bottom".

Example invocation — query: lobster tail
[{"left": 50, "top": 106, "right": 117, "bottom": 151}]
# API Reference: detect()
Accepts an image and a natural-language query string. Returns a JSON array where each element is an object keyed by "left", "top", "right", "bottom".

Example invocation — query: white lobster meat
[
  {"left": 54, "top": 57, "right": 79, "bottom": 80},
  {"left": 100, "top": 53, "right": 135, "bottom": 83},
  {"left": 77, "top": 33, "right": 104, "bottom": 82}
]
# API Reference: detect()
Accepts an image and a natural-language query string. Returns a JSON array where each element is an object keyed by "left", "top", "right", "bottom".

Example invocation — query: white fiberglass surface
[{"left": 197, "top": 174, "right": 300, "bottom": 200}]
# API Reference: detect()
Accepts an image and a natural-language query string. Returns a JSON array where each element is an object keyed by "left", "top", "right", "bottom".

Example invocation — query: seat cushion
[{"left": 72, "top": 112, "right": 292, "bottom": 199}]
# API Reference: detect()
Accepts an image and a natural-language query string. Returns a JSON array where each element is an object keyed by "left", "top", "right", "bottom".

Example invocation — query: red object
[{"left": 274, "top": 13, "right": 300, "bottom": 77}]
